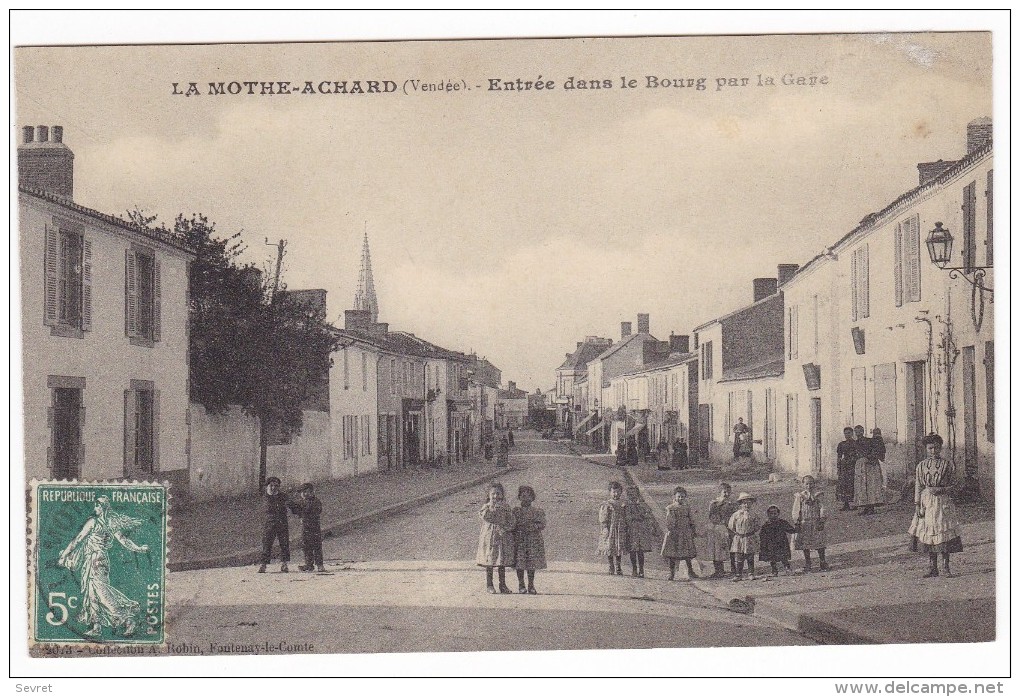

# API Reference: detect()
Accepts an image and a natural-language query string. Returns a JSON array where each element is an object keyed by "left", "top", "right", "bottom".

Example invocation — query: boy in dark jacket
[
  {"left": 258, "top": 476, "right": 290, "bottom": 573},
  {"left": 290, "top": 483, "right": 324, "bottom": 572}
]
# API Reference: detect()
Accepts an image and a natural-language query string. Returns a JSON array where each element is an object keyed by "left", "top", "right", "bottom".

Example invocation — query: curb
[{"left": 169, "top": 465, "right": 518, "bottom": 572}]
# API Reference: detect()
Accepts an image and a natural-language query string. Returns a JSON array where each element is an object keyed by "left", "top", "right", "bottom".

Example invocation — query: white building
[{"left": 19, "top": 125, "right": 194, "bottom": 487}]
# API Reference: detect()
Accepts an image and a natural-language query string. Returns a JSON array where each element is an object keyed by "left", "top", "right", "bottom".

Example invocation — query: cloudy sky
[{"left": 15, "top": 28, "right": 992, "bottom": 390}]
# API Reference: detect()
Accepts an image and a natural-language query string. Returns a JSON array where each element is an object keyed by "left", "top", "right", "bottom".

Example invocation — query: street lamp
[{"left": 925, "top": 221, "right": 992, "bottom": 294}]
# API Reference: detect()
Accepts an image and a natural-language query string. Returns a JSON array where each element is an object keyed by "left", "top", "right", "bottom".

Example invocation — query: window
[
  {"left": 362, "top": 351, "right": 368, "bottom": 391},
  {"left": 124, "top": 381, "right": 158, "bottom": 474},
  {"left": 787, "top": 305, "right": 799, "bottom": 360},
  {"left": 390, "top": 359, "right": 397, "bottom": 395},
  {"left": 985, "top": 170, "right": 993, "bottom": 266},
  {"left": 700, "top": 341, "right": 714, "bottom": 380},
  {"left": 125, "top": 245, "right": 161, "bottom": 345},
  {"left": 44, "top": 222, "right": 92, "bottom": 336},
  {"left": 785, "top": 394, "right": 795, "bottom": 446},
  {"left": 963, "top": 180, "right": 977, "bottom": 272},
  {"left": 894, "top": 215, "right": 921, "bottom": 306},
  {"left": 48, "top": 376, "right": 85, "bottom": 479},
  {"left": 850, "top": 245, "right": 870, "bottom": 320},
  {"left": 361, "top": 414, "right": 372, "bottom": 455}
]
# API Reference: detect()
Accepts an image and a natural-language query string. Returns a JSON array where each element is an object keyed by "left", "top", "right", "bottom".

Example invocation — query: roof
[
  {"left": 334, "top": 327, "right": 468, "bottom": 361},
  {"left": 19, "top": 184, "right": 196, "bottom": 255},
  {"left": 558, "top": 339, "right": 613, "bottom": 371},
  {"left": 692, "top": 291, "right": 783, "bottom": 333},
  {"left": 391, "top": 331, "right": 472, "bottom": 362},
  {"left": 618, "top": 352, "right": 696, "bottom": 378},
  {"left": 718, "top": 358, "right": 785, "bottom": 383},
  {"left": 595, "top": 332, "right": 655, "bottom": 361}
]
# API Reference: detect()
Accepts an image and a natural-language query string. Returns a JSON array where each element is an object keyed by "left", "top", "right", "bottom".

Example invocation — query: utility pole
[{"left": 265, "top": 237, "right": 287, "bottom": 301}]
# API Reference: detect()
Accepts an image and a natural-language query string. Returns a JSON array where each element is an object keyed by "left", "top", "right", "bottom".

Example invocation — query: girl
[
  {"left": 512, "top": 485, "right": 546, "bottom": 594},
  {"left": 661, "top": 486, "right": 698, "bottom": 580},
  {"left": 792, "top": 475, "right": 829, "bottom": 572},
  {"left": 597, "top": 481, "right": 627, "bottom": 575},
  {"left": 854, "top": 427, "right": 885, "bottom": 515},
  {"left": 759, "top": 505, "right": 796, "bottom": 576},
  {"left": 911, "top": 433, "right": 963, "bottom": 578},
  {"left": 707, "top": 483, "right": 738, "bottom": 578},
  {"left": 624, "top": 485, "right": 656, "bottom": 577},
  {"left": 728, "top": 493, "right": 762, "bottom": 581},
  {"left": 476, "top": 482, "right": 515, "bottom": 593}
]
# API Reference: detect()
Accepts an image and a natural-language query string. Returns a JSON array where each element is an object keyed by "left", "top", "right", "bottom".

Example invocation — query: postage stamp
[{"left": 28, "top": 481, "right": 169, "bottom": 652}]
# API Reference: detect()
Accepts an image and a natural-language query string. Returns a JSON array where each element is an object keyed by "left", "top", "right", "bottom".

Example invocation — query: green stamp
[{"left": 29, "top": 481, "right": 168, "bottom": 647}]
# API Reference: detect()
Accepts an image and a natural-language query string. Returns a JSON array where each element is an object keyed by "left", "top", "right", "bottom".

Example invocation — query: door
[
  {"left": 52, "top": 387, "right": 83, "bottom": 479},
  {"left": 698, "top": 404, "right": 711, "bottom": 459},
  {"left": 962, "top": 346, "right": 978, "bottom": 481},
  {"left": 905, "top": 361, "right": 926, "bottom": 466},
  {"left": 810, "top": 397, "right": 822, "bottom": 474}
]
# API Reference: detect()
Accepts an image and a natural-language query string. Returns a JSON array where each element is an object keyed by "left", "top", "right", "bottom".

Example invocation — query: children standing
[
  {"left": 792, "top": 475, "right": 829, "bottom": 571},
  {"left": 759, "top": 505, "right": 796, "bottom": 576},
  {"left": 512, "top": 485, "right": 546, "bottom": 594},
  {"left": 728, "top": 493, "right": 762, "bottom": 581},
  {"left": 476, "top": 482, "right": 515, "bottom": 593},
  {"left": 706, "top": 483, "right": 738, "bottom": 578},
  {"left": 289, "top": 483, "right": 324, "bottom": 572},
  {"left": 597, "top": 481, "right": 627, "bottom": 575},
  {"left": 661, "top": 486, "right": 698, "bottom": 581},
  {"left": 624, "top": 485, "right": 655, "bottom": 577},
  {"left": 258, "top": 476, "right": 290, "bottom": 574}
]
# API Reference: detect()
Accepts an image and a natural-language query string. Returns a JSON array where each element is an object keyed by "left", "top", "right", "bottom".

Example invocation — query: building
[
  {"left": 693, "top": 277, "right": 787, "bottom": 466},
  {"left": 19, "top": 125, "right": 195, "bottom": 489},
  {"left": 555, "top": 335, "right": 612, "bottom": 430},
  {"left": 778, "top": 119, "right": 994, "bottom": 497},
  {"left": 613, "top": 342, "right": 696, "bottom": 454},
  {"left": 331, "top": 313, "right": 384, "bottom": 478},
  {"left": 496, "top": 381, "right": 529, "bottom": 429}
]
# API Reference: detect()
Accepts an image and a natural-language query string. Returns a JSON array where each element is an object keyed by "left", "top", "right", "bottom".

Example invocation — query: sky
[{"left": 14, "top": 24, "right": 993, "bottom": 392}]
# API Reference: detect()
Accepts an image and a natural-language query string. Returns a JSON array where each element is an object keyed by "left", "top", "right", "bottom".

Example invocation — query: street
[{"left": 167, "top": 431, "right": 813, "bottom": 654}]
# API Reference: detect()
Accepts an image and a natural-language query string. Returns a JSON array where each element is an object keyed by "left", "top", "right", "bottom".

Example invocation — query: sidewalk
[
  {"left": 625, "top": 462, "right": 997, "bottom": 645},
  {"left": 169, "top": 456, "right": 515, "bottom": 571}
]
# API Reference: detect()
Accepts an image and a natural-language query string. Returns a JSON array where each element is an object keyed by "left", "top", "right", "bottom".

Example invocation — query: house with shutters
[
  {"left": 18, "top": 125, "right": 194, "bottom": 487},
  {"left": 778, "top": 118, "right": 995, "bottom": 497}
]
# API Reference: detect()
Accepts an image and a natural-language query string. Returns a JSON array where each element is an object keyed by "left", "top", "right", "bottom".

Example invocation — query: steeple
[{"left": 354, "top": 230, "right": 379, "bottom": 323}]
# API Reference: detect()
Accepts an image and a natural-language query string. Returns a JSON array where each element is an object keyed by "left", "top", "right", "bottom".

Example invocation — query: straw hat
[{"left": 736, "top": 492, "right": 756, "bottom": 503}]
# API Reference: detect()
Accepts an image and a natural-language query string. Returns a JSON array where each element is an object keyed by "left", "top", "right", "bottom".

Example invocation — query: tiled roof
[
  {"left": 692, "top": 292, "right": 783, "bottom": 333},
  {"left": 619, "top": 352, "right": 695, "bottom": 377},
  {"left": 559, "top": 340, "right": 613, "bottom": 371},
  {"left": 19, "top": 184, "right": 196, "bottom": 255},
  {"left": 595, "top": 333, "right": 655, "bottom": 361},
  {"left": 718, "top": 358, "right": 785, "bottom": 383}
]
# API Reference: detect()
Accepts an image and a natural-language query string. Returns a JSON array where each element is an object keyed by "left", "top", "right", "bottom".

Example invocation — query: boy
[
  {"left": 258, "top": 476, "right": 290, "bottom": 574},
  {"left": 290, "top": 483, "right": 325, "bottom": 572}
]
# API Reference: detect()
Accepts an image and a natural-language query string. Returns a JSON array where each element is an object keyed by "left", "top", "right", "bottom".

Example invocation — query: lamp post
[{"left": 925, "top": 221, "right": 992, "bottom": 295}]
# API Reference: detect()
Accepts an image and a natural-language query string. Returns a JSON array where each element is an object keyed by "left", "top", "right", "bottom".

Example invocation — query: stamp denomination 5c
[{"left": 29, "top": 481, "right": 168, "bottom": 650}]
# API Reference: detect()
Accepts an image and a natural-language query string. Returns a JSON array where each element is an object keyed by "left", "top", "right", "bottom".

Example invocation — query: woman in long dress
[
  {"left": 57, "top": 496, "right": 149, "bottom": 638},
  {"left": 910, "top": 433, "right": 963, "bottom": 578},
  {"left": 854, "top": 427, "right": 886, "bottom": 515}
]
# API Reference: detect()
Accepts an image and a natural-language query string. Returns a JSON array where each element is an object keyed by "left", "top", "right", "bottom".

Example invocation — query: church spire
[{"left": 354, "top": 229, "right": 379, "bottom": 323}]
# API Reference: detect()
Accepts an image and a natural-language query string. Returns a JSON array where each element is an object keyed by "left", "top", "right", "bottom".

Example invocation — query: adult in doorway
[
  {"left": 835, "top": 427, "right": 858, "bottom": 511},
  {"left": 732, "top": 418, "right": 750, "bottom": 461},
  {"left": 854, "top": 427, "right": 886, "bottom": 515},
  {"left": 672, "top": 437, "right": 689, "bottom": 470},
  {"left": 909, "top": 433, "right": 963, "bottom": 577},
  {"left": 655, "top": 439, "right": 671, "bottom": 470}
]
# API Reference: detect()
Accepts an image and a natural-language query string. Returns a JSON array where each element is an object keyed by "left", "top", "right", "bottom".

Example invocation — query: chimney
[
  {"left": 637, "top": 313, "right": 650, "bottom": 335},
  {"left": 18, "top": 124, "right": 74, "bottom": 199},
  {"left": 967, "top": 117, "right": 992, "bottom": 153},
  {"left": 777, "top": 264, "right": 800, "bottom": 286},
  {"left": 669, "top": 333, "right": 690, "bottom": 353},
  {"left": 373, "top": 322, "right": 389, "bottom": 336},
  {"left": 576, "top": 342, "right": 582, "bottom": 349},
  {"left": 344, "top": 309, "right": 372, "bottom": 331},
  {"left": 621, "top": 322, "right": 632, "bottom": 339},
  {"left": 508, "top": 381, "right": 516, "bottom": 392},
  {"left": 753, "top": 277, "right": 778, "bottom": 302},
  {"left": 917, "top": 159, "right": 959, "bottom": 186}
]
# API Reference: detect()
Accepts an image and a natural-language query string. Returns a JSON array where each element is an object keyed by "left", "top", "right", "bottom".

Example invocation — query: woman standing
[
  {"left": 835, "top": 427, "right": 857, "bottom": 510},
  {"left": 854, "top": 427, "right": 886, "bottom": 515},
  {"left": 57, "top": 496, "right": 149, "bottom": 638},
  {"left": 910, "top": 433, "right": 963, "bottom": 578}
]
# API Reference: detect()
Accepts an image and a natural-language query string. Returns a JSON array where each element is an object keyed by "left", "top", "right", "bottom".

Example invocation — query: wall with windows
[
  {"left": 330, "top": 343, "right": 380, "bottom": 478},
  {"left": 20, "top": 195, "right": 191, "bottom": 483},
  {"left": 694, "top": 323, "right": 723, "bottom": 461}
]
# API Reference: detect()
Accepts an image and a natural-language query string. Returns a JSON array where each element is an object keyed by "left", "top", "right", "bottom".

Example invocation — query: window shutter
[
  {"left": 985, "top": 170, "right": 993, "bottom": 266},
  {"left": 152, "top": 389, "right": 160, "bottom": 473},
  {"left": 152, "top": 258, "right": 162, "bottom": 342},
  {"left": 125, "top": 250, "right": 138, "bottom": 337},
  {"left": 792, "top": 306, "right": 798, "bottom": 359},
  {"left": 963, "top": 181, "right": 976, "bottom": 271},
  {"left": 77, "top": 404, "right": 86, "bottom": 467},
  {"left": 984, "top": 341, "right": 994, "bottom": 443},
  {"left": 79, "top": 237, "right": 93, "bottom": 331},
  {"left": 850, "top": 249, "right": 859, "bottom": 321},
  {"left": 44, "top": 225, "right": 59, "bottom": 326},
  {"left": 124, "top": 389, "right": 136, "bottom": 475},
  {"left": 906, "top": 216, "right": 921, "bottom": 302},
  {"left": 894, "top": 223, "right": 903, "bottom": 307},
  {"left": 860, "top": 245, "right": 870, "bottom": 318}
]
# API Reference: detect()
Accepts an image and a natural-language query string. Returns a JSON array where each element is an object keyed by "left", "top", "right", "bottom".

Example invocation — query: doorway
[
  {"left": 52, "top": 387, "right": 83, "bottom": 479},
  {"left": 905, "top": 361, "right": 927, "bottom": 467}
]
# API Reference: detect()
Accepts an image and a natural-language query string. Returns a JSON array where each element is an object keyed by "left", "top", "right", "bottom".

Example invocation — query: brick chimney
[
  {"left": 344, "top": 309, "right": 373, "bottom": 331},
  {"left": 777, "top": 264, "right": 800, "bottom": 286},
  {"left": 637, "top": 313, "right": 650, "bottom": 335},
  {"left": 508, "top": 381, "right": 516, "bottom": 392},
  {"left": 669, "top": 333, "right": 690, "bottom": 353},
  {"left": 753, "top": 278, "right": 778, "bottom": 302},
  {"left": 372, "top": 322, "right": 389, "bottom": 336},
  {"left": 621, "top": 322, "right": 632, "bottom": 339},
  {"left": 18, "top": 124, "right": 74, "bottom": 199},
  {"left": 967, "top": 117, "right": 992, "bottom": 153}
]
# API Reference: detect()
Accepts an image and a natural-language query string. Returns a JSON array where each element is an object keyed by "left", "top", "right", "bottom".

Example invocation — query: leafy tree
[{"left": 128, "top": 211, "right": 341, "bottom": 489}]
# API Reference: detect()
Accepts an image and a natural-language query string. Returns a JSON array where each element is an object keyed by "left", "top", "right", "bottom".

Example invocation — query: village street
[{"left": 166, "top": 431, "right": 812, "bottom": 654}]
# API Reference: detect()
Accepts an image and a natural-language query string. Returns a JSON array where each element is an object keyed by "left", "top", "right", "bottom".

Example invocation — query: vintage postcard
[{"left": 13, "top": 25, "right": 1002, "bottom": 676}]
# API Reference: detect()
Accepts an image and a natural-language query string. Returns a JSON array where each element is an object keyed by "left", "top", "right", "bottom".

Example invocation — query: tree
[{"left": 128, "top": 211, "right": 341, "bottom": 489}]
